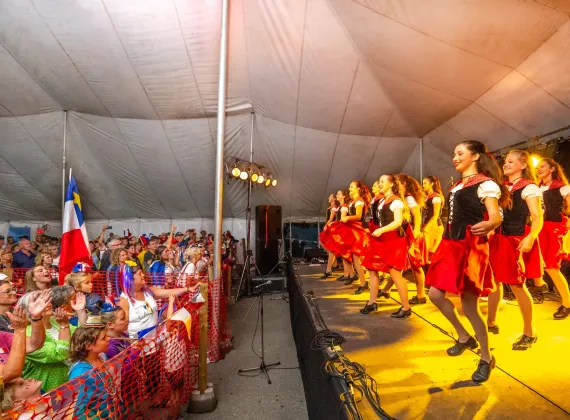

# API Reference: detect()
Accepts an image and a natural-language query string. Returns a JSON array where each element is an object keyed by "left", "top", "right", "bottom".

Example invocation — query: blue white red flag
[{"left": 59, "top": 176, "right": 92, "bottom": 284}]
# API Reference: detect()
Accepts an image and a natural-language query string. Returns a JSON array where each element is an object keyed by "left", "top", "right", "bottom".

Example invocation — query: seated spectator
[
  {"left": 34, "top": 252, "right": 58, "bottom": 285},
  {"left": 12, "top": 238, "right": 36, "bottom": 269},
  {"left": 69, "top": 325, "right": 118, "bottom": 419},
  {"left": 0, "top": 299, "right": 49, "bottom": 382},
  {"left": 118, "top": 268, "right": 197, "bottom": 339},
  {"left": 19, "top": 288, "right": 86, "bottom": 391},
  {"left": 66, "top": 270, "right": 104, "bottom": 316},
  {"left": 24, "top": 266, "right": 53, "bottom": 293}
]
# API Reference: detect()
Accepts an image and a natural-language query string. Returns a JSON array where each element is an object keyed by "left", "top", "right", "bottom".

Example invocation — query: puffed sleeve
[
  {"left": 405, "top": 196, "right": 418, "bottom": 208},
  {"left": 389, "top": 199, "right": 405, "bottom": 212},
  {"left": 432, "top": 196, "right": 443, "bottom": 204},
  {"left": 477, "top": 180, "right": 501, "bottom": 201},
  {"left": 521, "top": 184, "right": 542, "bottom": 201},
  {"left": 560, "top": 185, "right": 570, "bottom": 197}
]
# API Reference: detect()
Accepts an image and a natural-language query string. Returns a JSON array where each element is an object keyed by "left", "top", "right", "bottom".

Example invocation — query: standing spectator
[
  {"left": 100, "top": 238, "right": 122, "bottom": 272},
  {"left": 108, "top": 248, "right": 132, "bottom": 294},
  {"left": 143, "top": 236, "right": 159, "bottom": 271},
  {"left": 0, "top": 249, "right": 12, "bottom": 273},
  {"left": 12, "top": 238, "right": 36, "bottom": 269},
  {"left": 34, "top": 252, "right": 58, "bottom": 284},
  {"left": 0, "top": 235, "right": 5, "bottom": 250},
  {"left": 48, "top": 244, "right": 60, "bottom": 267},
  {"left": 177, "top": 247, "right": 202, "bottom": 287},
  {"left": 126, "top": 244, "right": 143, "bottom": 271},
  {"left": 7, "top": 236, "right": 15, "bottom": 246}
]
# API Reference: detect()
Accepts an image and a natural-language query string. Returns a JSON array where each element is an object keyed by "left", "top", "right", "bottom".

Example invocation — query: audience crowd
[{"left": 0, "top": 226, "right": 238, "bottom": 418}]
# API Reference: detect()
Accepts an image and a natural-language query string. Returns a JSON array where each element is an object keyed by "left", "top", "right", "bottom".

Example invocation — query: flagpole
[{"left": 61, "top": 110, "right": 68, "bottom": 220}]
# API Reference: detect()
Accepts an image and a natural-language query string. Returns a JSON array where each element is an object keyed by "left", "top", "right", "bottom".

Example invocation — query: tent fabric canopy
[{"left": 1, "top": 0, "right": 570, "bottom": 221}]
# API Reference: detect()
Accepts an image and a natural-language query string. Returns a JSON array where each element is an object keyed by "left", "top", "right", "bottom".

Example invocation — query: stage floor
[{"left": 295, "top": 264, "right": 570, "bottom": 420}]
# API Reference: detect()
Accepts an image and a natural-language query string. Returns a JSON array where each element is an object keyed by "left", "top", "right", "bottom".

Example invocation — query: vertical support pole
[
  {"left": 62, "top": 111, "right": 68, "bottom": 217},
  {"left": 245, "top": 112, "right": 255, "bottom": 295},
  {"left": 317, "top": 219, "right": 320, "bottom": 248},
  {"left": 419, "top": 137, "right": 424, "bottom": 182},
  {"left": 289, "top": 220, "right": 292, "bottom": 256},
  {"left": 198, "top": 282, "right": 209, "bottom": 394}
]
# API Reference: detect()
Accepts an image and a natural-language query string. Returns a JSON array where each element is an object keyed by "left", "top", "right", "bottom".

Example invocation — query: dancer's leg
[
  {"left": 428, "top": 287, "right": 470, "bottom": 342},
  {"left": 461, "top": 291, "right": 491, "bottom": 362},
  {"left": 353, "top": 254, "right": 366, "bottom": 287},
  {"left": 414, "top": 267, "right": 426, "bottom": 299},
  {"left": 368, "top": 271, "right": 379, "bottom": 305},
  {"left": 511, "top": 284, "right": 535, "bottom": 337},
  {"left": 390, "top": 269, "right": 410, "bottom": 311},
  {"left": 487, "top": 283, "right": 502, "bottom": 328},
  {"left": 546, "top": 268, "right": 570, "bottom": 307}
]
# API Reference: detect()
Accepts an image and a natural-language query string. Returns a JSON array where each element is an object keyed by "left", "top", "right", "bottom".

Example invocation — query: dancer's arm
[
  {"left": 424, "top": 198, "right": 442, "bottom": 229},
  {"left": 410, "top": 206, "right": 422, "bottom": 237},
  {"left": 342, "top": 202, "right": 363, "bottom": 222},
  {"left": 471, "top": 197, "right": 501, "bottom": 236}
]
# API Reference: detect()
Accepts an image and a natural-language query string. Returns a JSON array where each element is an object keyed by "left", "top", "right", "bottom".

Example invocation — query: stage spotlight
[
  {"left": 531, "top": 154, "right": 541, "bottom": 168},
  {"left": 251, "top": 173, "right": 259, "bottom": 182},
  {"left": 257, "top": 174, "right": 265, "bottom": 184},
  {"left": 231, "top": 167, "right": 241, "bottom": 178},
  {"left": 271, "top": 178, "right": 277, "bottom": 187},
  {"left": 240, "top": 169, "right": 249, "bottom": 180},
  {"left": 265, "top": 177, "right": 271, "bottom": 187}
]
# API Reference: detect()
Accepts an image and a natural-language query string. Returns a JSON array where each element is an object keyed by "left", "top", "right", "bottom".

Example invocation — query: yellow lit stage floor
[{"left": 296, "top": 264, "right": 570, "bottom": 419}]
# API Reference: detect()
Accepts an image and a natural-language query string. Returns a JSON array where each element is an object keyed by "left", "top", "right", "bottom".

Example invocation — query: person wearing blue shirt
[{"left": 12, "top": 238, "right": 36, "bottom": 269}]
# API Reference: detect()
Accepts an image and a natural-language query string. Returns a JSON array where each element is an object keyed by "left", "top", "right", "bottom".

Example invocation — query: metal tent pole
[{"left": 419, "top": 137, "right": 424, "bottom": 181}]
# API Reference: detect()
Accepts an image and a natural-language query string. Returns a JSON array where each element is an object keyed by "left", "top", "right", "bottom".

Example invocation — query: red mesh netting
[{"left": 4, "top": 266, "right": 233, "bottom": 418}]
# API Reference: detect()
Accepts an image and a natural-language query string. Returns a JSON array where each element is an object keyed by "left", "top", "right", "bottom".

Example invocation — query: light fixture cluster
[{"left": 226, "top": 157, "right": 277, "bottom": 187}]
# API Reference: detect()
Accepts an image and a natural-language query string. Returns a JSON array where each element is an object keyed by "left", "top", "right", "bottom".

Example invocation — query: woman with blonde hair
[
  {"left": 24, "top": 266, "right": 53, "bottom": 293},
  {"left": 177, "top": 247, "right": 203, "bottom": 287}
]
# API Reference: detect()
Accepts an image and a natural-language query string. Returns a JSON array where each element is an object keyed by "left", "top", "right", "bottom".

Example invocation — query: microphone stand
[{"left": 238, "top": 283, "right": 281, "bottom": 384}]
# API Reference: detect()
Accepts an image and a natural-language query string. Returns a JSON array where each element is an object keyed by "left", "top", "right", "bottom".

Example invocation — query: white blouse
[
  {"left": 539, "top": 184, "right": 570, "bottom": 197},
  {"left": 450, "top": 180, "right": 501, "bottom": 201},
  {"left": 405, "top": 196, "right": 418, "bottom": 209}
]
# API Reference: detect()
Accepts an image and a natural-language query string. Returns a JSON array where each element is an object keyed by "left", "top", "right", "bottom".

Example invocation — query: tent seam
[
  {"left": 289, "top": 0, "right": 310, "bottom": 218},
  {"left": 363, "top": 108, "right": 396, "bottom": 181},
  {"left": 241, "top": 0, "right": 255, "bottom": 111}
]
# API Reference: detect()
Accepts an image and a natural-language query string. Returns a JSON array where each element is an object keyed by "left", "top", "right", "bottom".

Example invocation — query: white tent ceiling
[{"left": 1, "top": 0, "right": 570, "bottom": 221}]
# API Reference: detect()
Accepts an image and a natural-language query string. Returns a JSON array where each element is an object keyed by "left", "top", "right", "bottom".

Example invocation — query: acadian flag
[{"left": 59, "top": 176, "right": 93, "bottom": 284}]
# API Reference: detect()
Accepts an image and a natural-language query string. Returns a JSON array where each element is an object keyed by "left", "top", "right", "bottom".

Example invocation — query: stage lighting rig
[{"left": 225, "top": 157, "right": 277, "bottom": 188}]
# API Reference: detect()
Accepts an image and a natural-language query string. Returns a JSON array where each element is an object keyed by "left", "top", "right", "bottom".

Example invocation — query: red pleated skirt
[
  {"left": 538, "top": 221, "right": 568, "bottom": 269},
  {"left": 319, "top": 220, "right": 369, "bottom": 259},
  {"left": 423, "top": 223, "right": 444, "bottom": 263},
  {"left": 489, "top": 228, "right": 543, "bottom": 285},
  {"left": 405, "top": 225, "right": 427, "bottom": 269},
  {"left": 360, "top": 230, "right": 408, "bottom": 273},
  {"left": 426, "top": 229, "right": 495, "bottom": 297}
]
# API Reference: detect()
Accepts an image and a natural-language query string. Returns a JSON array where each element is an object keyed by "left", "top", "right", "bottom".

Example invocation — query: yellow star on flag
[{"left": 73, "top": 191, "right": 82, "bottom": 211}]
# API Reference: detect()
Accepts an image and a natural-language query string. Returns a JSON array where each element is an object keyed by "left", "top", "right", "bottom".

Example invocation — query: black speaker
[{"left": 256, "top": 205, "right": 282, "bottom": 274}]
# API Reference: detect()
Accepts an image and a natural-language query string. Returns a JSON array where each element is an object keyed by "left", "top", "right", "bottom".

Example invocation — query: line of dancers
[{"left": 319, "top": 140, "right": 570, "bottom": 383}]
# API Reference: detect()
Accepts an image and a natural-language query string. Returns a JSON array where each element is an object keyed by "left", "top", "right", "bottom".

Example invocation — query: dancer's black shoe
[
  {"left": 344, "top": 276, "right": 357, "bottom": 285},
  {"left": 377, "top": 291, "right": 390, "bottom": 299},
  {"left": 447, "top": 336, "right": 478, "bottom": 356},
  {"left": 409, "top": 295, "right": 427, "bottom": 305},
  {"left": 360, "top": 302, "right": 377, "bottom": 314},
  {"left": 320, "top": 271, "right": 333, "bottom": 279},
  {"left": 512, "top": 334, "right": 538, "bottom": 350},
  {"left": 487, "top": 325, "right": 500, "bottom": 334},
  {"left": 472, "top": 356, "right": 496, "bottom": 383},
  {"left": 390, "top": 307, "right": 411, "bottom": 318},
  {"left": 354, "top": 285, "right": 369, "bottom": 295},
  {"left": 554, "top": 305, "right": 570, "bottom": 319}
]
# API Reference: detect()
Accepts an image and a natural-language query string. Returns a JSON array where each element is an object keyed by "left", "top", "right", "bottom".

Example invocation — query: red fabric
[
  {"left": 360, "top": 230, "right": 408, "bottom": 273},
  {"left": 59, "top": 229, "right": 93, "bottom": 284},
  {"left": 318, "top": 220, "right": 369, "bottom": 259},
  {"left": 539, "top": 220, "right": 568, "bottom": 269},
  {"left": 405, "top": 225, "right": 427, "bottom": 269},
  {"left": 368, "top": 221, "right": 379, "bottom": 233},
  {"left": 426, "top": 229, "right": 495, "bottom": 296},
  {"left": 489, "top": 229, "right": 543, "bottom": 284}
]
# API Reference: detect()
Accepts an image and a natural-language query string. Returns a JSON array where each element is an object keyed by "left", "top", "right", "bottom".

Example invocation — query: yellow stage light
[
  {"left": 265, "top": 178, "right": 271, "bottom": 187},
  {"left": 251, "top": 173, "right": 259, "bottom": 182},
  {"left": 231, "top": 167, "right": 241, "bottom": 177},
  {"left": 531, "top": 155, "right": 541, "bottom": 168}
]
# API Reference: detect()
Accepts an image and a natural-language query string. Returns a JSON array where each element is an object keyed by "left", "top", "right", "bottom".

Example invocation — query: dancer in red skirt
[
  {"left": 360, "top": 175, "right": 411, "bottom": 318},
  {"left": 319, "top": 189, "right": 356, "bottom": 282},
  {"left": 487, "top": 150, "right": 543, "bottom": 349},
  {"left": 422, "top": 176, "right": 444, "bottom": 263},
  {"left": 536, "top": 158, "right": 570, "bottom": 319},
  {"left": 342, "top": 181, "right": 371, "bottom": 293},
  {"left": 399, "top": 174, "right": 428, "bottom": 305},
  {"left": 320, "top": 194, "right": 340, "bottom": 279},
  {"left": 369, "top": 182, "right": 389, "bottom": 285},
  {"left": 426, "top": 140, "right": 508, "bottom": 383}
]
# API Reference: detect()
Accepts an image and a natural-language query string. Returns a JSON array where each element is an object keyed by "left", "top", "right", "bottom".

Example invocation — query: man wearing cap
[{"left": 12, "top": 238, "right": 36, "bottom": 269}]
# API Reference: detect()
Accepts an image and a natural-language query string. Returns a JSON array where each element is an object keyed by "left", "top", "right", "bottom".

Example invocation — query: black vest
[
  {"left": 349, "top": 202, "right": 366, "bottom": 222},
  {"left": 500, "top": 182, "right": 532, "bottom": 236},
  {"left": 378, "top": 198, "right": 405, "bottom": 237},
  {"left": 336, "top": 206, "right": 347, "bottom": 221},
  {"left": 422, "top": 195, "right": 443, "bottom": 227},
  {"left": 370, "top": 199, "right": 380, "bottom": 226},
  {"left": 543, "top": 187, "right": 565, "bottom": 222},
  {"left": 445, "top": 180, "right": 488, "bottom": 240},
  {"left": 326, "top": 207, "right": 331, "bottom": 223}
]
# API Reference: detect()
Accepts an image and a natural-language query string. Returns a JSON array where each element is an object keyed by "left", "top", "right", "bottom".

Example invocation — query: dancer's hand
[
  {"left": 470, "top": 221, "right": 494, "bottom": 236},
  {"left": 372, "top": 228, "right": 383, "bottom": 238},
  {"left": 341, "top": 216, "right": 349, "bottom": 223},
  {"left": 517, "top": 235, "right": 535, "bottom": 253}
]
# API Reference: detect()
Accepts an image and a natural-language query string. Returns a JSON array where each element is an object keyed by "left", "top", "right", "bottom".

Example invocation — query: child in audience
[
  {"left": 102, "top": 302, "right": 130, "bottom": 359},
  {"left": 1, "top": 377, "right": 43, "bottom": 412},
  {"left": 66, "top": 268, "right": 104, "bottom": 315},
  {"left": 69, "top": 325, "right": 117, "bottom": 419}
]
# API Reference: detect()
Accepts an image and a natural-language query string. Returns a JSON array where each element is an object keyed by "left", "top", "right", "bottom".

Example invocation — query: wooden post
[
  {"left": 226, "top": 266, "right": 232, "bottom": 298},
  {"left": 198, "top": 282, "right": 209, "bottom": 394}
]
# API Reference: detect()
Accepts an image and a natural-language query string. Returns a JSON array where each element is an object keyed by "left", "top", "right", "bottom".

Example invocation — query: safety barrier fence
[{"left": 2, "top": 266, "right": 233, "bottom": 419}]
